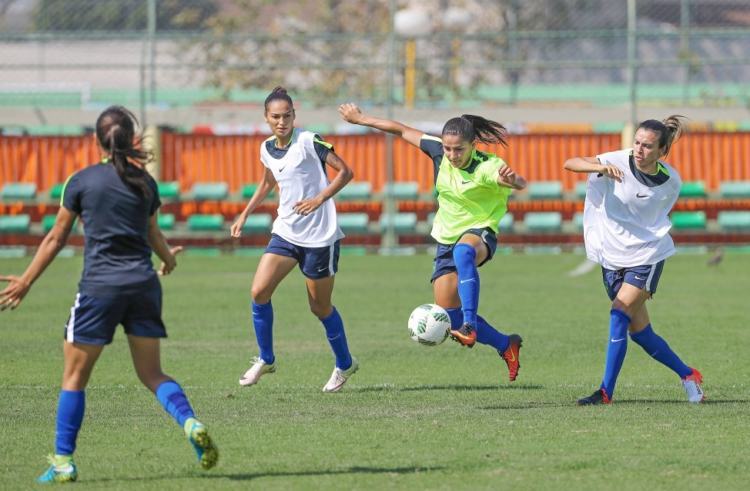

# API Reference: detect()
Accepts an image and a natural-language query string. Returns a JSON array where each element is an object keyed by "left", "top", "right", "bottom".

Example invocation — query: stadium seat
[
  {"left": 157, "top": 181, "right": 180, "bottom": 201},
  {"left": 191, "top": 182, "right": 229, "bottom": 201},
  {"left": 338, "top": 213, "right": 370, "bottom": 233},
  {"left": 241, "top": 183, "right": 275, "bottom": 200},
  {"left": 719, "top": 181, "right": 750, "bottom": 199},
  {"left": 157, "top": 213, "right": 176, "bottom": 231},
  {"left": 379, "top": 212, "right": 418, "bottom": 233},
  {"left": 0, "top": 215, "right": 31, "bottom": 233},
  {"left": 241, "top": 214, "right": 273, "bottom": 234},
  {"left": 528, "top": 181, "right": 563, "bottom": 200},
  {"left": 572, "top": 212, "right": 585, "bottom": 231},
  {"left": 337, "top": 182, "right": 372, "bottom": 201},
  {"left": 382, "top": 182, "right": 419, "bottom": 200},
  {"left": 42, "top": 214, "right": 57, "bottom": 233},
  {"left": 679, "top": 181, "right": 706, "bottom": 198},
  {"left": 1, "top": 183, "right": 37, "bottom": 201},
  {"left": 574, "top": 181, "right": 588, "bottom": 200},
  {"left": 523, "top": 212, "right": 562, "bottom": 232},
  {"left": 671, "top": 211, "right": 706, "bottom": 230},
  {"left": 717, "top": 211, "right": 750, "bottom": 231},
  {"left": 498, "top": 212, "right": 514, "bottom": 233},
  {"left": 48, "top": 183, "right": 65, "bottom": 201},
  {"left": 187, "top": 214, "right": 224, "bottom": 231}
]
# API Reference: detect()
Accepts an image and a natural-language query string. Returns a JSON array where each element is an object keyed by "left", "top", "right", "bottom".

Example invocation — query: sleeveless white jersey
[
  {"left": 583, "top": 149, "right": 681, "bottom": 269},
  {"left": 260, "top": 129, "right": 344, "bottom": 247}
]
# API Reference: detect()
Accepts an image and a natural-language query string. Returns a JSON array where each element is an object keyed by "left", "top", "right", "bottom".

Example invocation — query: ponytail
[
  {"left": 638, "top": 114, "right": 686, "bottom": 157},
  {"left": 442, "top": 114, "right": 508, "bottom": 147}
]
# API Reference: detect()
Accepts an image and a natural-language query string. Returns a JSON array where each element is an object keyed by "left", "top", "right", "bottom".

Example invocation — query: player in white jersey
[
  {"left": 230, "top": 87, "right": 358, "bottom": 393},
  {"left": 564, "top": 115, "right": 704, "bottom": 405}
]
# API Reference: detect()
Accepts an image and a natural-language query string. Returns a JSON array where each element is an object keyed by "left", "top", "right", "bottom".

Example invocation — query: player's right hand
[
  {"left": 230, "top": 215, "right": 247, "bottom": 238},
  {"left": 599, "top": 163, "right": 624, "bottom": 182},
  {"left": 338, "top": 103, "right": 363, "bottom": 124},
  {"left": 0, "top": 275, "right": 30, "bottom": 311}
]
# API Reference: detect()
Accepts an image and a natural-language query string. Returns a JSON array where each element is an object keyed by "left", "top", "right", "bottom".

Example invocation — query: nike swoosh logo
[
  {"left": 633, "top": 275, "right": 645, "bottom": 280},
  {"left": 459, "top": 279, "right": 476, "bottom": 284},
  {"left": 461, "top": 180, "right": 471, "bottom": 184},
  {"left": 279, "top": 166, "right": 286, "bottom": 172},
  {"left": 610, "top": 338, "right": 626, "bottom": 343},
  {"left": 506, "top": 351, "right": 516, "bottom": 362},
  {"left": 317, "top": 267, "right": 327, "bottom": 272},
  {"left": 636, "top": 193, "right": 648, "bottom": 198}
]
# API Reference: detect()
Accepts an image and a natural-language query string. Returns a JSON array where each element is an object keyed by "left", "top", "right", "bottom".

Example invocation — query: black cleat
[{"left": 577, "top": 388, "right": 611, "bottom": 406}]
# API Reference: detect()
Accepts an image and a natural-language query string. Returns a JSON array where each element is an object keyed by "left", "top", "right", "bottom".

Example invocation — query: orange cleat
[
  {"left": 501, "top": 334, "right": 523, "bottom": 382},
  {"left": 577, "top": 388, "right": 612, "bottom": 405},
  {"left": 450, "top": 323, "right": 477, "bottom": 348}
]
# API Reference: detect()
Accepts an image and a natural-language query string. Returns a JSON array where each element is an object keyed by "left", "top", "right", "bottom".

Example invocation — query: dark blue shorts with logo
[{"left": 601, "top": 260, "right": 666, "bottom": 300}]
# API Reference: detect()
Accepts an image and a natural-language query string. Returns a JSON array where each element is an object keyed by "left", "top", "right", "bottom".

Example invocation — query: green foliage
[{"left": 1, "top": 254, "right": 749, "bottom": 489}]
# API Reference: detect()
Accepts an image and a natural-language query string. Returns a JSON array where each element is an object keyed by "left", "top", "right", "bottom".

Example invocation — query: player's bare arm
[{"left": 338, "top": 102, "right": 424, "bottom": 148}]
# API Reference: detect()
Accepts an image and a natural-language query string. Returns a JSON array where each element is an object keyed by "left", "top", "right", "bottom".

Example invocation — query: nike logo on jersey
[
  {"left": 278, "top": 166, "right": 286, "bottom": 172},
  {"left": 636, "top": 193, "right": 648, "bottom": 198},
  {"left": 610, "top": 338, "right": 626, "bottom": 343},
  {"left": 461, "top": 180, "right": 471, "bottom": 184}
]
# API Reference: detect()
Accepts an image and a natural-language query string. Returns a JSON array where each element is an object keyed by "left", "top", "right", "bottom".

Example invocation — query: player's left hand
[
  {"left": 0, "top": 275, "right": 31, "bottom": 311},
  {"left": 497, "top": 164, "right": 518, "bottom": 187},
  {"left": 294, "top": 197, "right": 324, "bottom": 216},
  {"left": 159, "top": 246, "right": 184, "bottom": 276}
]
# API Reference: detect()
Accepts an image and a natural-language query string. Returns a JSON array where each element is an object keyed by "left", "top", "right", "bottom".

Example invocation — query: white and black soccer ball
[{"left": 407, "top": 304, "right": 451, "bottom": 346}]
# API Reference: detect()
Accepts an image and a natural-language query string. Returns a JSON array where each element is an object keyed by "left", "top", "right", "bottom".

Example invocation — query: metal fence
[{"left": 0, "top": 0, "right": 749, "bottom": 126}]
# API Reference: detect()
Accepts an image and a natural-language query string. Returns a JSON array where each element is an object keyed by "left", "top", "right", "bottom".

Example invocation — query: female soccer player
[
  {"left": 338, "top": 103, "right": 526, "bottom": 383},
  {"left": 564, "top": 115, "right": 704, "bottom": 405},
  {"left": 230, "top": 87, "right": 358, "bottom": 393},
  {"left": 0, "top": 106, "right": 218, "bottom": 483}
]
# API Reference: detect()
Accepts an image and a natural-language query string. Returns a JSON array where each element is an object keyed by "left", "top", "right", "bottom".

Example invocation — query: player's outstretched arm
[
  {"left": 231, "top": 168, "right": 277, "bottom": 238},
  {"left": 147, "top": 214, "right": 183, "bottom": 276},
  {"left": 0, "top": 207, "right": 76, "bottom": 310},
  {"left": 338, "top": 102, "right": 424, "bottom": 148},
  {"left": 564, "top": 156, "right": 623, "bottom": 182}
]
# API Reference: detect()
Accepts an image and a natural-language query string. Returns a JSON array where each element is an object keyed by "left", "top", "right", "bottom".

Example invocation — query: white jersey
[
  {"left": 583, "top": 149, "right": 681, "bottom": 269},
  {"left": 260, "top": 129, "right": 344, "bottom": 248}
]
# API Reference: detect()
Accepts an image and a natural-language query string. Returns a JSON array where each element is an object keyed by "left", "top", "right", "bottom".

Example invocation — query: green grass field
[{"left": 1, "top": 253, "right": 749, "bottom": 490}]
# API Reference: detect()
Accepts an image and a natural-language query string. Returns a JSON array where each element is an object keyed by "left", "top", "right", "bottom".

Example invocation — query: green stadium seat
[
  {"left": 241, "top": 183, "right": 275, "bottom": 200},
  {"left": 241, "top": 214, "right": 272, "bottom": 234},
  {"left": 524, "top": 212, "right": 562, "bottom": 232},
  {"left": 671, "top": 211, "right": 706, "bottom": 230},
  {"left": 192, "top": 182, "right": 229, "bottom": 201},
  {"left": 0, "top": 215, "right": 31, "bottom": 233},
  {"left": 42, "top": 214, "right": 57, "bottom": 233},
  {"left": 717, "top": 211, "right": 750, "bottom": 231},
  {"left": 49, "top": 183, "right": 65, "bottom": 201},
  {"left": 157, "top": 213, "right": 175, "bottom": 231},
  {"left": 157, "top": 181, "right": 180, "bottom": 201},
  {"left": 575, "top": 181, "right": 588, "bottom": 200},
  {"left": 338, "top": 213, "right": 370, "bottom": 233},
  {"left": 337, "top": 182, "right": 372, "bottom": 201},
  {"left": 187, "top": 214, "right": 224, "bottom": 231},
  {"left": 572, "top": 212, "right": 585, "bottom": 231},
  {"left": 498, "top": 212, "right": 514, "bottom": 232},
  {"left": 382, "top": 182, "right": 419, "bottom": 200},
  {"left": 379, "top": 212, "right": 417, "bottom": 233},
  {"left": 719, "top": 181, "right": 750, "bottom": 199},
  {"left": 528, "top": 181, "right": 563, "bottom": 200},
  {"left": 1, "top": 183, "right": 37, "bottom": 201},
  {"left": 679, "top": 181, "right": 706, "bottom": 198}
]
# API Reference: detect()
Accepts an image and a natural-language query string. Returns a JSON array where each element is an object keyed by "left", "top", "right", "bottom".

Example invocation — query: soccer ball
[{"left": 407, "top": 304, "right": 451, "bottom": 346}]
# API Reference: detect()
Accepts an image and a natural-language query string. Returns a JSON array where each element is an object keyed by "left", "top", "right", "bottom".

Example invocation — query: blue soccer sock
[
  {"left": 321, "top": 307, "right": 353, "bottom": 370},
  {"left": 600, "top": 309, "right": 631, "bottom": 399},
  {"left": 476, "top": 315, "right": 510, "bottom": 353},
  {"left": 55, "top": 390, "right": 85, "bottom": 456},
  {"left": 630, "top": 324, "right": 692, "bottom": 378},
  {"left": 453, "top": 243, "right": 479, "bottom": 327},
  {"left": 252, "top": 301, "right": 275, "bottom": 364},
  {"left": 446, "top": 307, "right": 463, "bottom": 329},
  {"left": 155, "top": 380, "right": 195, "bottom": 427}
]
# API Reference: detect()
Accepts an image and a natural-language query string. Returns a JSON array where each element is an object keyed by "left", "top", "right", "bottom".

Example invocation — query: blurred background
[{"left": 1, "top": 0, "right": 749, "bottom": 255}]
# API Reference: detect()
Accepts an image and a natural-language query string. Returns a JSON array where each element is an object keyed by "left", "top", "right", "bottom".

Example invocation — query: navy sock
[
  {"left": 55, "top": 390, "right": 85, "bottom": 456},
  {"left": 476, "top": 315, "right": 510, "bottom": 353},
  {"left": 600, "top": 309, "right": 630, "bottom": 398},
  {"left": 630, "top": 324, "right": 692, "bottom": 378},
  {"left": 155, "top": 380, "right": 195, "bottom": 427},
  {"left": 252, "top": 301, "right": 274, "bottom": 364},
  {"left": 321, "top": 307, "right": 353, "bottom": 370},
  {"left": 453, "top": 243, "right": 479, "bottom": 326}
]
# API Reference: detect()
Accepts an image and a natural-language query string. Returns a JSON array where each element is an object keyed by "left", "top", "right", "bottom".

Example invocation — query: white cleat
[
  {"left": 682, "top": 368, "right": 704, "bottom": 403},
  {"left": 322, "top": 357, "right": 359, "bottom": 393},
  {"left": 239, "top": 356, "right": 276, "bottom": 386}
]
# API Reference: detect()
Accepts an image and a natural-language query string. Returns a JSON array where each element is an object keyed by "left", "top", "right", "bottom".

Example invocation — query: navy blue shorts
[
  {"left": 63, "top": 280, "right": 166, "bottom": 345},
  {"left": 431, "top": 228, "right": 498, "bottom": 283},
  {"left": 265, "top": 234, "right": 340, "bottom": 280},
  {"left": 601, "top": 260, "right": 666, "bottom": 301}
]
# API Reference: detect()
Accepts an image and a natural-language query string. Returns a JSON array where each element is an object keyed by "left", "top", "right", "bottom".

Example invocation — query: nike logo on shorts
[{"left": 634, "top": 275, "right": 645, "bottom": 280}]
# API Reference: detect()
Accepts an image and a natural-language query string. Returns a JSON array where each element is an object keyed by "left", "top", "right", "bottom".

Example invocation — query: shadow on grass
[
  {"left": 612, "top": 398, "right": 749, "bottom": 405},
  {"left": 208, "top": 465, "right": 446, "bottom": 481},
  {"left": 353, "top": 383, "right": 543, "bottom": 393},
  {"left": 480, "top": 398, "right": 750, "bottom": 410}
]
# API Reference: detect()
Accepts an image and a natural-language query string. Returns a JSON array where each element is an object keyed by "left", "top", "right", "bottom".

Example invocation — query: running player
[
  {"left": 231, "top": 87, "right": 358, "bottom": 393},
  {"left": 564, "top": 115, "right": 704, "bottom": 405},
  {"left": 338, "top": 103, "right": 526, "bottom": 383},
  {"left": 0, "top": 106, "right": 218, "bottom": 483}
]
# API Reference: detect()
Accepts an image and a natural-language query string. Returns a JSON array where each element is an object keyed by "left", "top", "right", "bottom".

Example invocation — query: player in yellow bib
[{"left": 339, "top": 103, "right": 527, "bottom": 382}]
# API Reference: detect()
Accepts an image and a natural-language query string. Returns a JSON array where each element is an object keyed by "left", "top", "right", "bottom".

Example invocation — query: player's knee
[
  {"left": 251, "top": 285, "right": 271, "bottom": 304},
  {"left": 309, "top": 302, "right": 332, "bottom": 319}
]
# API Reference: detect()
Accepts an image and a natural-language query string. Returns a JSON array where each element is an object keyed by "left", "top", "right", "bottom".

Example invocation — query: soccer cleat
[
  {"left": 239, "top": 356, "right": 276, "bottom": 386},
  {"left": 184, "top": 418, "right": 219, "bottom": 470},
  {"left": 500, "top": 334, "right": 523, "bottom": 382},
  {"left": 682, "top": 368, "right": 704, "bottom": 403},
  {"left": 577, "top": 388, "right": 612, "bottom": 406},
  {"left": 36, "top": 455, "right": 77, "bottom": 484},
  {"left": 322, "top": 357, "right": 359, "bottom": 393},
  {"left": 450, "top": 323, "right": 477, "bottom": 348}
]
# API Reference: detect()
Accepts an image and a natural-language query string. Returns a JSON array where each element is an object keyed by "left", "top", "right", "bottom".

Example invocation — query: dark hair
[
  {"left": 95, "top": 106, "right": 151, "bottom": 198},
  {"left": 441, "top": 115, "right": 508, "bottom": 147},
  {"left": 637, "top": 115, "right": 686, "bottom": 157},
  {"left": 264, "top": 86, "right": 294, "bottom": 112}
]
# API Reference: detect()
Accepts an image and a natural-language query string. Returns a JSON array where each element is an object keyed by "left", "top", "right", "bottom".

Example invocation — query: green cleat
[
  {"left": 37, "top": 455, "right": 77, "bottom": 484},
  {"left": 184, "top": 418, "right": 218, "bottom": 470}
]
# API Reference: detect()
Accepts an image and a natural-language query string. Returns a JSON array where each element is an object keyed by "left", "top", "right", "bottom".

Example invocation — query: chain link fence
[{"left": 0, "top": 0, "right": 748, "bottom": 125}]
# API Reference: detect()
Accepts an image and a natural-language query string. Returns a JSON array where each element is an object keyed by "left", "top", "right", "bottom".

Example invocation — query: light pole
[{"left": 394, "top": 8, "right": 431, "bottom": 109}]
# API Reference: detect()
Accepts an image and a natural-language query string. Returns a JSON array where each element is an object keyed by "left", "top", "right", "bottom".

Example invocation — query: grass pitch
[{"left": 1, "top": 253, "right": 749, "bottom": 490}]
